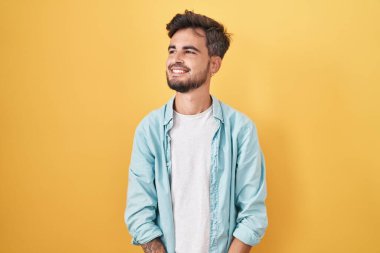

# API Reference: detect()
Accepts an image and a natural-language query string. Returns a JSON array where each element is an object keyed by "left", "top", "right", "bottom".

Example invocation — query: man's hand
[
  {"left": 228, "top": 236, "right": 252, "bottom": 253},
  {"left": 141, "top": 238, "right": 166, "bottom": 253}
]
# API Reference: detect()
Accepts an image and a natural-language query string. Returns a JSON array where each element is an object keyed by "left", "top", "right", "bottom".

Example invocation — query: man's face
[{"left": 166, "top": 28, "right": 211, "bottom": 93}]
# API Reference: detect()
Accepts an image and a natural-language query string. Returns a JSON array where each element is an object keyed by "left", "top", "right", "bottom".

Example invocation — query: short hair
[{"left": 166, "top": 10, "right": 232, "bottom": 59}]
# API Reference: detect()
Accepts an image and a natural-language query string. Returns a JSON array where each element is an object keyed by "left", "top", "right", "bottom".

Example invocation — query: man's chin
[
  {"left": 166, "top": 78, "right": 204, "bottom": 93},
  {"left": 167, "top": 83, "right": 191, "bottom": 93}
]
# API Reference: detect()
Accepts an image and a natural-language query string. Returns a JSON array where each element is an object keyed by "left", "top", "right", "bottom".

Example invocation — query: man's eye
[{"left": 185, "top": 50, "right": 195, "bottom": 54}]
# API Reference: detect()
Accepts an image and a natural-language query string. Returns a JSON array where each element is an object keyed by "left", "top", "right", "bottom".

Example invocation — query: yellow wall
[{"left": 1, "top": 1, "right": 379, "bottom": 252}]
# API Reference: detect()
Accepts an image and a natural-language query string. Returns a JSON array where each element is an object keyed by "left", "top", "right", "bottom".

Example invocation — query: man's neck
[{"left": 174, "top": 86, "right": 212, "bottom": 115}]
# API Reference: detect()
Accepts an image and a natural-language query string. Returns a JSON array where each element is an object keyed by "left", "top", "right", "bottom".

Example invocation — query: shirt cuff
[
  {"left": 131, "top": 223, "right": 163, "bottom": 245},
  {"left": 232, "top": 222, "right": 261, "bottom": 246}
]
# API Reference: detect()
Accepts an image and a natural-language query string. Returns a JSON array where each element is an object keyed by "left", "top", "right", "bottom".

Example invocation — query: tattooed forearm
[{"left": 141, "top": 238, "right": 166, "bottom": 253}]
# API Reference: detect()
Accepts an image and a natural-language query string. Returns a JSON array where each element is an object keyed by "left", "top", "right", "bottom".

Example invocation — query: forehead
[{"left": 169, "top": 28, "right": 207, "bottom": 48}]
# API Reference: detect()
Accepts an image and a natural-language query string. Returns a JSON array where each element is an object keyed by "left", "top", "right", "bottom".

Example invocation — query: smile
[
  {"left": 170, "top": 66, "right": 190, "bottom": 75},
  {"left": 172, "top": 69, "right": 187, "bottom": 74}
]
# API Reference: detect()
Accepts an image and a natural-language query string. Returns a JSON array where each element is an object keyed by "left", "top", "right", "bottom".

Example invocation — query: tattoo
[{"left": 141, "top": 238, "right": 165, "bottom": 253}]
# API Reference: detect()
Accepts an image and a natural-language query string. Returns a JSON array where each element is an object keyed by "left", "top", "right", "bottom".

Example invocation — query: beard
[{"left": 166, "top": 61, "right": 210, "bottom": 93}]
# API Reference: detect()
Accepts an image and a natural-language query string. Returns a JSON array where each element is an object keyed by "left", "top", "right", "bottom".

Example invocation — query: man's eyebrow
[
  {"left": 168, "top": 45, "right": 201, "bottom": 53},
  {"left": 183, "top": 46, "right": 200, "bottom": 52}
]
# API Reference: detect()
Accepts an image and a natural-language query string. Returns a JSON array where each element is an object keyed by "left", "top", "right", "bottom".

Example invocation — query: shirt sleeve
[
  {"left": 232, "top": 121, "right": 268, "bottom": 246},
  {"left": 124, "top": 123, "right": 163, "bottom": 245}
]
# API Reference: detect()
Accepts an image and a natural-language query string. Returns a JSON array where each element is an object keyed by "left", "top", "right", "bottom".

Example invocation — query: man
[{"left": 125, "top": 10, "right": 268, "bottom": 253}]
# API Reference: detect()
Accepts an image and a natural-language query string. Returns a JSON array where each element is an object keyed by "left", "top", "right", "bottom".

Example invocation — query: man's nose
[{"left": 173, "top": 52, "right": 184, "bottom": 63}]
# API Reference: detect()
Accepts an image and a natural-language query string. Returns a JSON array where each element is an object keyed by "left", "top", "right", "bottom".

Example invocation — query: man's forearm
[
  {"left": 141, "top": 238, "right": 166, "bottom": 253},
  {"left": 228, "top": 236, "right": 252, "bottom": 253}
]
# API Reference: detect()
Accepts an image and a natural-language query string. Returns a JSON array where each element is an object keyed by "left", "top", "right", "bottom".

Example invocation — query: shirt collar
[{"left": 163, "top": 94, "right": 224, "bottom": 125}]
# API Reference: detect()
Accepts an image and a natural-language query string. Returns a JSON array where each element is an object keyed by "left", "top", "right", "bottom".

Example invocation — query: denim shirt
[{"left": 125, "top": 95, "right": 268, "bottom": 253}]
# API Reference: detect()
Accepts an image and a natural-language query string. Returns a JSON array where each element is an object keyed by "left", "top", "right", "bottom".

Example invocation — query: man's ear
[{"left": 210, "top": 56, "right": 222, "bottom": 75}]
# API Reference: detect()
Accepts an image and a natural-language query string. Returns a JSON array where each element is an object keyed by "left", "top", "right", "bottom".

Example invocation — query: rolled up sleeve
[
  {"left": 124, "top": 124, "right": 163, "bottom": 245},
  {"left": 233, "top": 122, "right": 268, "bottom": 246}
]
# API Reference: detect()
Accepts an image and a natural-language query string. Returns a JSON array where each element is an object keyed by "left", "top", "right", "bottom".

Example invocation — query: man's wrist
[
  {"left": 228, "top": 236, "right": 252, "bottom": 253},
  {"left": 141, "top": 238, "right": 166, "bottom": 253}
]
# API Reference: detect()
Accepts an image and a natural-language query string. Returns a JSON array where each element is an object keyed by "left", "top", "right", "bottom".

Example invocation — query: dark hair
[{"left": 166, "top": 10, "right": 232, "bottom": 59}]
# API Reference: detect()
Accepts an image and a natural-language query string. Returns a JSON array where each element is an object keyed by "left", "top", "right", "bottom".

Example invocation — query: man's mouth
[{"left": 170, "top": 66, "right": 190, "bottom": 75}]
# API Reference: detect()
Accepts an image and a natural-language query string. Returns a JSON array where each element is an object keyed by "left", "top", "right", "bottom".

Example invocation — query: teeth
[{"left": 172, "top": 69, "right": 186, "bottom": 74}]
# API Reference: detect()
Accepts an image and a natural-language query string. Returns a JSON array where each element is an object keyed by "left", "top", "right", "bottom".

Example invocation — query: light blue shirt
[{"left": 125, "top": 95, "right": 268, "bottom": 253}]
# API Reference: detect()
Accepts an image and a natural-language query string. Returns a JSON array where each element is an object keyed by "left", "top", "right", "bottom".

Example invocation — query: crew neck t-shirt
[{"left": 169, "top": 105, "right": 218, "bottom": 253}]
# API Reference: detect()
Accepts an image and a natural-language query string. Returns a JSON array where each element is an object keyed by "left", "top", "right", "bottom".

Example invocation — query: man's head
[{"left": 165, "top": 10, "right": 231, "bottom": 93}]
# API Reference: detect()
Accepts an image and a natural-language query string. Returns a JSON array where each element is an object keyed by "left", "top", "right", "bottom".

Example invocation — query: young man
[{"left": 125, "top": 10, "right": 268, "bottom": 253}]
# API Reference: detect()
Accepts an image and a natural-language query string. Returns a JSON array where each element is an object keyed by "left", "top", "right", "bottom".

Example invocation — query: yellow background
[{"left": 1, "top": 1, "right": 379, "bottom": 252}]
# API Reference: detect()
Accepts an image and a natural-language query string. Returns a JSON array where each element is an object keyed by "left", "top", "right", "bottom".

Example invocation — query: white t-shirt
[{"left": 169, "top": 105, "right": 218, "bottom": 253}]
